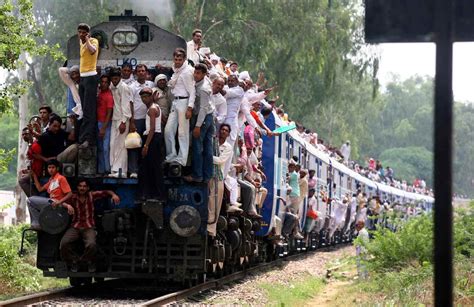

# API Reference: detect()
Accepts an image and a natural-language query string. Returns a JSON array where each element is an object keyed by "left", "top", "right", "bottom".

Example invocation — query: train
[{"left": 20, "top": 10, "right": 434, "bottom": 287}]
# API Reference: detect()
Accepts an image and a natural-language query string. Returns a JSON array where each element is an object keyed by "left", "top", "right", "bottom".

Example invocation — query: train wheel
[
  {"left": 69, "top": 277, "right": 92, "bottom": 287},
  {"left": 94, "top": 277, "right": 105, "bottom": 283}
]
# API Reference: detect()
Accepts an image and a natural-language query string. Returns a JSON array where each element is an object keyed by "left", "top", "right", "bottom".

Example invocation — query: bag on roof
[{"left": 125, "top": 132, "right": 142, "bottom": 149}]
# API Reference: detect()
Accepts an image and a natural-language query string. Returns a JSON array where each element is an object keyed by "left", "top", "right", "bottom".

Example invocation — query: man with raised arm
[{"left": 77, "top": 23, "right": 99, "bottom": 148}]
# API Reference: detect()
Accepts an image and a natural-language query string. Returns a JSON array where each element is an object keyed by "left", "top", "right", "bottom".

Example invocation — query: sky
[{"left": 378, "top": 42, "right": 474, "bottom": 103}]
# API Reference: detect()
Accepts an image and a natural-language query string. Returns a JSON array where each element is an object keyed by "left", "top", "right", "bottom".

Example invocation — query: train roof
[{"left": 273, "top": 111, "right": 434, "bottom": 203}]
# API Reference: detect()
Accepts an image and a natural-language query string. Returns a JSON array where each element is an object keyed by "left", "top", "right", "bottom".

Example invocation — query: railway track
[{"left": 0, "top": 245, "right": 347, "bottom": 306}]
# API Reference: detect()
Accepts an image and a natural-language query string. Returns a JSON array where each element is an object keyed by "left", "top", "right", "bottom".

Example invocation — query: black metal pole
[{"left": 434, "top": 0, "right": 453, "bottom": 306}]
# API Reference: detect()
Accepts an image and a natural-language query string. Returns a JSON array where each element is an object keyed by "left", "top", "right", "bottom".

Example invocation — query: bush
[
  {"left": 0, "top": 225, "right": 42, "bottom": 293},
  {"left": 356, "top": 203, "right": 474, "bottom": 305}
]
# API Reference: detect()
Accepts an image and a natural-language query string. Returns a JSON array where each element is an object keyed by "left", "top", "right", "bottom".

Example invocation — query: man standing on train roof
[
  {"left": 60, "top": 179, "right": 120, "bottom": 273},
  {"left": 77, "top": 23, "right": 99, "bottom": 149},
  {"left": 108, "top": 67, "right": 132, "bottom": 178},
  {"left": 184, "top": 63, "right": 215, "bottom": 183},
  {"left": 128, "top": 64, "right": 154, "bottom": 178},
  {"left": 187, "top": 29, "right": 203, "bottom": 65},
  {"left": 340, "top": 140, "right": 351, "bottom": 165},
  {"left": 164, "top": 47, "right": 196, "bottom": 166}
]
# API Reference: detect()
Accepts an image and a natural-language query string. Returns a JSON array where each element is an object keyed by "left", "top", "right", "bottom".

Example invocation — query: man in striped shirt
[{"left": 60, "top": 179, "right": 120, "bottom": 272}]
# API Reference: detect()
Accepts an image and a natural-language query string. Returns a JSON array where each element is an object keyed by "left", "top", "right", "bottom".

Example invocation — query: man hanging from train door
[
  {"left": 77, "top": 23, "right": 99, "bottom": 149},
  {"left": 164, "top": 47, "right": 196, "bottom": 166}
]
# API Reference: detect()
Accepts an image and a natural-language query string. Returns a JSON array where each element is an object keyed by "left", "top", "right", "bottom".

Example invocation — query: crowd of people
[
  {"left": 17, "top": 23, "right": 431, "bottom": 269},
  {"left": 281, "top": 121, "right": 433, "bottom": 197}
]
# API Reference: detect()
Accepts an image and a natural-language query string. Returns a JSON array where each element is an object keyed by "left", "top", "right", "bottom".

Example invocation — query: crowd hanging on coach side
[{"left": 17, "top": 11, "right": 434, "bottom": 280}]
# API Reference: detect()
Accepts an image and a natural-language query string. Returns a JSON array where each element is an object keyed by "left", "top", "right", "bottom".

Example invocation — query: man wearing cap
[
  {"left": 138, "top": 87, "right": 164, "bottom": 199},
  {"left": 153, "top": 74, "right": 173, "bottom": 129},
  {"left": 164, "top": 48, "right": 196, "bottom": 166},
  {"left": 187, "top": 29, "right": 203, "bottom": 65},
  {"left": 77, "top": 23, "right": 99, "bottom": 148},
  {"left": 128, "top": 64, "right": 154, "bottom": 178}
]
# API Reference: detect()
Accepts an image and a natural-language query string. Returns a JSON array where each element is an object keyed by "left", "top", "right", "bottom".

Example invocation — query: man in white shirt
[
  {"left": 164, "top": 48, "right": 196, "bottom": 166},
  {"left": 340, "top": 141, "right": 351, "bottom": 164},
  {"left": 108, "top": 68, "right": 132, "bottom": 178},
  {"left": 121, "top": 63, "right": 135, "bottom": 85},
  {"left": 208, "top": 124, "right": 233, "bottom": 237},
  {"left": 128, "top": 64, "right": 154, "bottom": 178},
  {"left": 186, "top": 29, "right": 202, "bottom": 66},
  {"left": 211, "top": 77, "right": 227, "bottom": 126}
]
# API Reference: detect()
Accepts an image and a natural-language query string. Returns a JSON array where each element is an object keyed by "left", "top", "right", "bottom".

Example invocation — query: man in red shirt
[
  {"left": 18, "top": 127, "right": 44, "bottom": 197},
  {"left": 97, "top": 74, "right": 114, "bottom": 174},
  {"left": 28, "top": 159, "right": 74, "bottom": 230},
  {"left": 60, "top": 179, "right": 120, "bottom": 272}
]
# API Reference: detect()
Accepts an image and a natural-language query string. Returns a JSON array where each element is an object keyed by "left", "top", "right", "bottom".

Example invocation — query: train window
[{"left": 140, "top": 25, "right": 150, "bottom": 42}]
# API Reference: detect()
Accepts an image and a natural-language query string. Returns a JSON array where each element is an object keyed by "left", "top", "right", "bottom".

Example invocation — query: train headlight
[
  {"left": 112, "top": 27, "right": 139, "bottom": 54},
  {"left": 169, "top": 205, "right": 201, "bottom": 237}
]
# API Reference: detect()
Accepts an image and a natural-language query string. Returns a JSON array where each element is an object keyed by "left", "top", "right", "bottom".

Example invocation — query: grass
[
  {"left": 259, "top": 272, "right": 325, "bottom": 306},
  {"left": 0, "top": 224, "right": 68, "bottom": 301}
]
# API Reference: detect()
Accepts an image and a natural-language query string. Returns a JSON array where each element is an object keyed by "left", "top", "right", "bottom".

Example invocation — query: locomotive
[{"left": 21, "top": 10, "right": 434, "bottom": 286}]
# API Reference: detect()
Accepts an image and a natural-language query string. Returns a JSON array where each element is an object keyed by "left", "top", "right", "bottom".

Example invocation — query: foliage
[
  {"left": 0, "top": 225, "right": 42, "bottom": 293},
  {"left": 0, "top": 114, "right": 19, "bottom": 190},
  {"left": 356, "top": 203, "right": 474, "bottom": 304},
  {"left": 379, "top": 146, "right": 433, "bottom": 186},
  {"left": 0, "top": 0, "right": 63, "bottom": 112}
]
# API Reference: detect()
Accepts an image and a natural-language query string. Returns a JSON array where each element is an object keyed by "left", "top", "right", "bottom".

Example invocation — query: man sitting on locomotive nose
[
  {"left": 77, "top": 23, "right": 99, "bottom": 149},
  {"left": 37, "top": 116, "right": 78, "bottom": 165},
  {"left": 164, "top": 47, "right": 196, "bottom": 166},
  {"left": 18, "top": 127, "right": 44, "bottom": 197},
  {"left": 60, "top": 179, "right": 120, "bottom": 273},
  {"left": 28, "top": 159, "right": 74, "bottom": 230}
]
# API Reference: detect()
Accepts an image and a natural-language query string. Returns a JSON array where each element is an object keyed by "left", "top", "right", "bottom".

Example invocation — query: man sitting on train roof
[
  {"left": 27, "top": 159, "right": 73, "bottom": 230},
  {"left": 187, "top": 29, "right": 203, "bottom": 66},
  {"left": 37, "top": 115, "right": 78, "bottom": 165},
  {"left": 18, "top": 127, "right": 44, "bottom": 197},
  {"left": 108, "top": 67, "right": 132, "bottom": 178},
  {"left": 60, "top": 179, "right": 120, "bottom": 273},
  {"left": 164, "top": 47, "right": 196, "bottom": 167}
]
